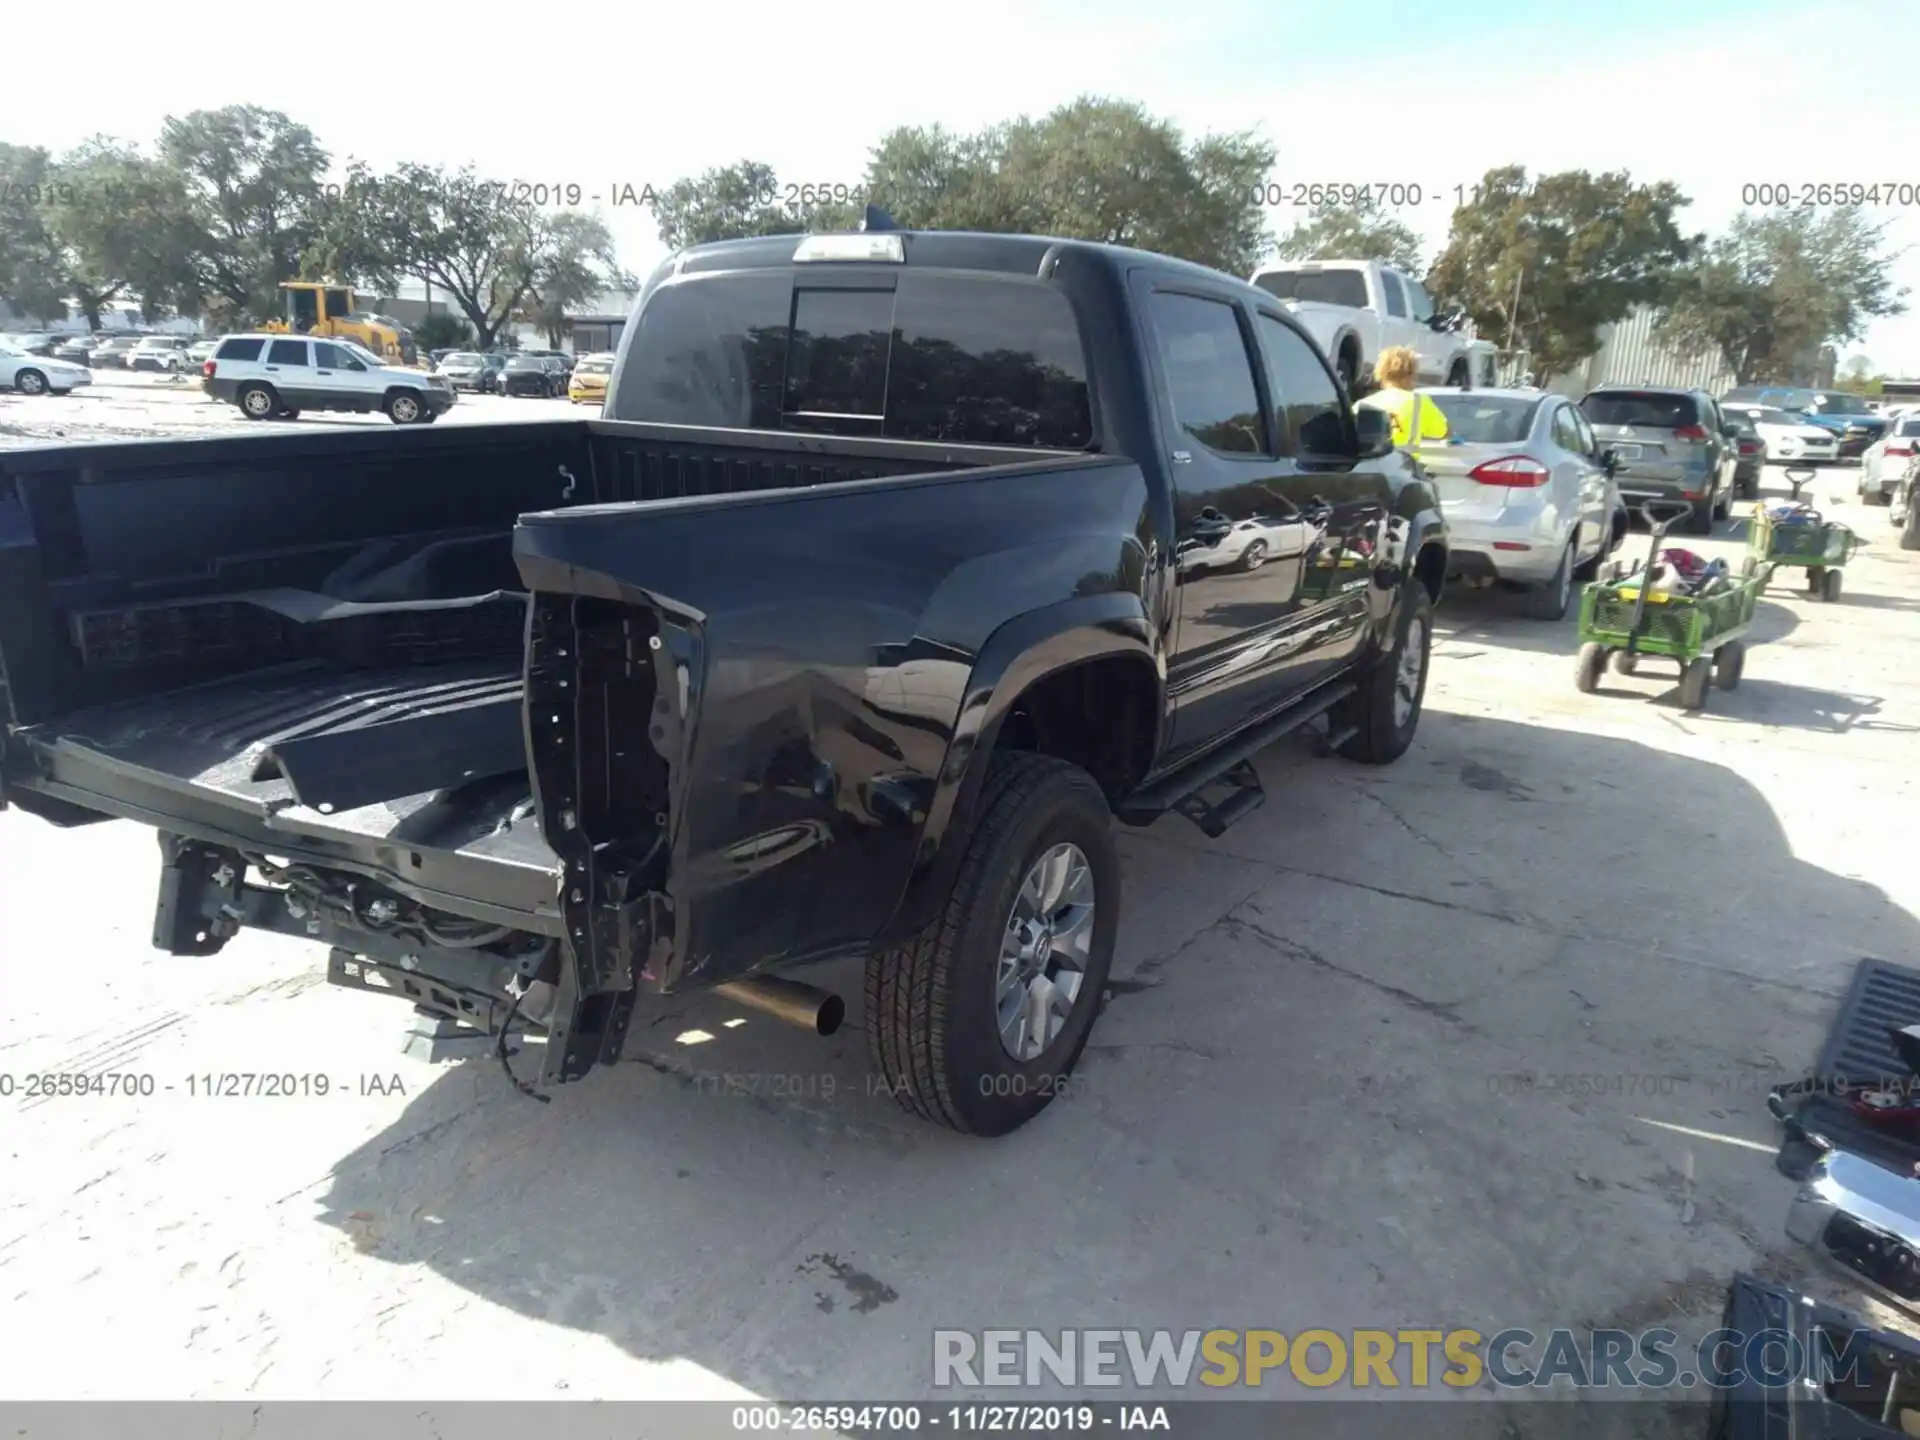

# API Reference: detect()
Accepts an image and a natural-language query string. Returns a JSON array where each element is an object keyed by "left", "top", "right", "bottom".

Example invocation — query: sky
[{"left": 11, "top": 0, "right": 1920, "bottom": 371}]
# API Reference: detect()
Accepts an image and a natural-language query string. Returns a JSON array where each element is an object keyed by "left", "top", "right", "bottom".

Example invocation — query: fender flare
[{"left": 872, "top": 590, "right": 1160, "bottom": 948}]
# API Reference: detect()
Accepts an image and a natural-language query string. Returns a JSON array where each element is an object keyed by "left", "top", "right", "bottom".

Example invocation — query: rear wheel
[
  {"left": 1679, "top": 657, "right": 1713, "bottom": 711},
  {"left": 1332, "top": 581, "right": 1432, "bottom": 763},
  {"left": 864, "top": 752, "right": 1118, "bottom": 1136},
  {"left": 237, "top": 383, "right": 278, "bottom": 419},
  {"left": 1239, "top": 539, "right": 1268, "bottom": 571},
  {"left": 1821, "top": 568, "right": 1843, "bottom": 603},
  {"left": 1685, "top": 498, "right": 1714, "bottom": 535},
  {"left": 1713, "top": 483, "right": 1732, "bottom": 521},
  {"left": 1524, "top": 540, "right": 1575, "bottom": 620},
  {"left": 1612, "top": 651, "right": 1640, "bottom": 676},
  {"left": 1902, "top": 490, "right": 1920, "bottom": 550},
  {"left": 1336, "top": 344, "right": 1359, "bottom": 394},
  {"left": 1575, "top": 643, "right": 1608, "bottom": 693}
]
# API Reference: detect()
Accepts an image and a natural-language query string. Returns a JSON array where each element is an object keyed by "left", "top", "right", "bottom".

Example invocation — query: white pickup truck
[{"left": 1250, "top": 258, "right": 1484, "bottom": 393}]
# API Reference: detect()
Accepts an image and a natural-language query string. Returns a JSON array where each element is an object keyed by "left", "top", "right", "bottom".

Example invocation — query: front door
[{"left": 313, "top": 340, "right": 375, "bottom": 409}]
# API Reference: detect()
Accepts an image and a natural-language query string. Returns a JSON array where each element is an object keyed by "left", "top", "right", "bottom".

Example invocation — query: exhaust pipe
[{"left": 714, "top": 977, "right": 844, "bottom": 1037}]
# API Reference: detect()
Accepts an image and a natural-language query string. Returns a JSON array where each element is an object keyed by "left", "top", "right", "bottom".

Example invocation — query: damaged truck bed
[{"left": 1, "top": 226, "right": 1445, "bottom": 1134}]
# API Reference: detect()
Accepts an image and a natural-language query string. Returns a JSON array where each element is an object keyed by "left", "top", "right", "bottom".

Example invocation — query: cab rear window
[
  {"left": 1580, "top": 392, "right": 1700, "bottom": 428},
  {"left": 612, "top": 269, "right": 1093, "bottom": 448}
]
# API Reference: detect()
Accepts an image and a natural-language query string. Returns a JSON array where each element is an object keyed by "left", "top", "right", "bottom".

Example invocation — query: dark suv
[{"left": 1579, "top": 386, "right": 1739, "bottom": 535}]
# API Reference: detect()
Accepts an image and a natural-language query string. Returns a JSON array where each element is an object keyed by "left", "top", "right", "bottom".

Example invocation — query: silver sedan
[{"left": 1421, "top": 387, "right": 1626, "bottom": 620}]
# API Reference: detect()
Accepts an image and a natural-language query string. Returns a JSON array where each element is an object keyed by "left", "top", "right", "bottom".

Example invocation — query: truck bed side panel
[{"left": 512, "top": 455, "right": 1155, "bottom": 997}]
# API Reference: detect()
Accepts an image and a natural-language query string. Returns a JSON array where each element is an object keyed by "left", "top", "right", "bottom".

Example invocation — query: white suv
[
  {"left": 130, "top": 336, "right": 192, "bottom": 372},
  {"left": 204, "top": 334, "right": 456, "bottom": 424}
]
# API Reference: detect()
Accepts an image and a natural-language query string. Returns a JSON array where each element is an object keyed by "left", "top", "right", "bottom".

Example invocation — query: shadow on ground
[{"left": 312, "top": 711, "right": 1919, "bottom": 1421}]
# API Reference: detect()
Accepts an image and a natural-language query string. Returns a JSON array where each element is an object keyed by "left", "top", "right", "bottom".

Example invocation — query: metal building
[{"left": 1544, "top": 305, "right": 1737, "bottom": 396}]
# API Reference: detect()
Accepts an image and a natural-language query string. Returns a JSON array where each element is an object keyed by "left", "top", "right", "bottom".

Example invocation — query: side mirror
[{"left": 1355, "top": 406, "right": 1395, "bottom": 458}]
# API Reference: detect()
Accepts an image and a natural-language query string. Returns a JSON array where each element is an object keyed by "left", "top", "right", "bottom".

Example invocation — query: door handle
[{"left": 316, "top": 370, "right": 332, "bottom": 376}]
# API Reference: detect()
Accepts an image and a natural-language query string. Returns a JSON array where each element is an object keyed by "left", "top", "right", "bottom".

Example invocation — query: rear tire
[
  {"left": 1612, "top": 651, "right": 1639, "bottom": 676},
  {"left": 1575, "top": 643, "right": 1607, "bottom": 693},
  {"left": 1239, "top": 539, "right": 1268, "bottom": 572},
  {"left": 1524, "top": 541, "right": 1575, "bottom": 620},
  {"left": 1332, "top": 581, "right": 1432, "bottom": 763},
  {"left": 14, "top": 368, "right": 49, "bottom": 396},
  {"left": 1902, "top": 492, "right": 1920, "bottom": 551},
  {"left": 1685, "top": 499, "right": 1714, "bottom": 535},
  {"left": 864, "top": 752, "right": 1118, "bottom": 1136},
  {"left": 1679, "top": 656, "right": 1712, "bottom": 711},
  {"left": 1821, "top": 568, "right": 1843, "bottom": 603}
]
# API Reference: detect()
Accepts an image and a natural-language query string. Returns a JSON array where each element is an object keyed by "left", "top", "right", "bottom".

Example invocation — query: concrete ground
[{"left": 3, "top": 389, "right": 1919, "bottom": 1430}]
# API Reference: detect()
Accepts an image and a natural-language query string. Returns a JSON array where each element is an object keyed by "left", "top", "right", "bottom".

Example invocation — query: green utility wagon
[
  {"left": 1574, "top": 501, "right": 1761, "bottom": 713},
  {"left": 1743, "top": 472, "right": 1861, "bottom": 603}
]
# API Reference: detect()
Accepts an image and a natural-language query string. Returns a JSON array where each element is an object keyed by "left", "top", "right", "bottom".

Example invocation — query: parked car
[
  {"left": 186, "top": 339, "right": 218, "bottom": 366},
  {"left": 1893, "top": 454, "right": 1920, "bottom": 551},
  {"left": 1248, "top": 258, "right": 1478, "bottom": 392},
  {"left": 1718, "top": 409, "right": 1766, "bottom": 498},
  {"left": 1722, "top": 404, "right": 1841, "bottom": 467},
  {"left": 437, "top": 352, "right": 491, "bottom": 393},
  {"left": 1418, "top": 388, "right": 1624, "bottom": 618},
  {"left": 0, "top": 224, "right": 1448, "bottom": 1137},
  {"left": 87, "top": 335, "right": 146, "bottom": 369},
  {"left": 1856, "top": 415, "right": 1920, "bottom": 504},
  {"left": 429, "top": 348, "right": 459, "bottom": 367},
  {"left": 202, "top": 333, "right": 456, "bottom": 424},
  {"left": 1, "top": 332, "right": 58, "bottom": 356},
  {"left": 50, "top": 334, "right": 104, "bottom": 366},
  {"left": 566, "top": 351, "right": 614, "bottom": 406},
  {"left": 499, "top": 354, "right": 563, "bottom": 397},
  {"left": 130, "top": 336, "right": 192, "bottom": 373},
  {"left": 1579, "top": 386, "right": 1739, "bottom": 535},
  {"left": 1721, "top": 385, "right": 1887, "bottom": 459},
  {"left": 1174, "top": 503, "right": 1327, "bottom": 578},
  {"left": 0, "top": 339, "right": 93, "bottom": 395}
]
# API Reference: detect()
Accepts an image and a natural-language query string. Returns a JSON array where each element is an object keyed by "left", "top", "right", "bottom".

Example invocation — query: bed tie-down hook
[{"left": 558, "top": 464, "right": 578, "bottom": 501}]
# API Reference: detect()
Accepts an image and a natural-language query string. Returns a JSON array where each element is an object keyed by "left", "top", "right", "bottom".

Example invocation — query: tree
[
  {"left": 159, "top": 105, "right": 329, "bottom": 323},
  {"left": 648, "top": 99, "right": 1274, "bottom": 275},
  {"left": 1655, "top": 206, "right": 1907, "bottom": 386},
  {"left": 313, "top": 162, "right": 568, "bottom": 348},
  {"left": 645, "top": 161, "right": 858, "bottom": 251},
  {"left": 44, "top": 141, "right": 201, "bottom": 328},
  {"left": 0, "top": 144, "right": 67, "bottom": 321},
  {"left": 1273, "top": 201, "right": 1424, "bottom": 272},
  {"left": 1429, "top": 166, "right": 1697, "bottom": 383},
  {"left": 866, "top": 99, "right": 1273, "bottom": 274},
  {"left": 414, "top": 312, "right": 474, "bottom": 351},
  {"left": 517, "top": 211, "right": 631, "bottom": 347}
]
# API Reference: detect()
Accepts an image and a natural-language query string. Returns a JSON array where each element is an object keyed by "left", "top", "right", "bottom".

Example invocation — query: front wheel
[
  {"left": 1821, "top": 568, "right": 1843, "bottom": 603},
  {"left": 1575, "top": 642, "right": 1608, "bottom": 692},
  {"left": 385, "top": 390, "right": 424, "bottom": 424},
  {"left": 1714, "top": 642, "right": 1745, "bottom": 690},
  {"left": 864, "top": 752, "right": 1118, "bottom": 1136},
  {"left": 14, "top": 368, "right": 49, "bottom": 396},
  {"left": 1239, "top": 540, "right": 1268, "bottom": 572},
  {"left": 1679, "top": 656, "right": 1713, "bottom": 711},
  {"left": 1332, "top": 581, "right": 1433, "bottom": 763}
]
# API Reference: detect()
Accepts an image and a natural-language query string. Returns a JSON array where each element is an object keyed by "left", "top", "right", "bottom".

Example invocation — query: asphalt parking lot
[{"left": 3, "top": 379, "right": 1919, "bottom": 1427}]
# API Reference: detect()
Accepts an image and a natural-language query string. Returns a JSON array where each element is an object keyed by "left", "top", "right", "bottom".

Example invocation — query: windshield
[
  {"left": 1251, "top": 269, "right": 1369, "bottom": 307},
  {"left": 1899, "top": 418, "right": 1920, "bottom": 437},
  {"left": 1580, "top": 391, "right": 1700, "bottom": 428},
  {"left": 1425, "top": 393, "right": 1540, "bottom": 443},
  {"left": 1811, "top": 391, "right": 1876, "bottom": 415},
  {"left": 1742, "top": 407, "right": 1803, "bottom": 425},
  {"left": 446, "top": 352, "right": 482, "bottom": 365},
  {"left": 506, "top": 358, "right": 543, "bottom": 370},
  {"left": 577, "top": 358, "right": 613, "bottom": 375},
  {"left": 0, "top": 342, "right": 23, "bottom": 357}
]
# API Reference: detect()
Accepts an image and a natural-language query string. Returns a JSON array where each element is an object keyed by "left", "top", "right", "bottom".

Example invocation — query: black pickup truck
[{"left": 0, "top": 223, "right": 1447, "bottom": 1135}]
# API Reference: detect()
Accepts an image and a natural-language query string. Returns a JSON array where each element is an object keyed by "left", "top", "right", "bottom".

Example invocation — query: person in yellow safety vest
[{"left": 1355, "top": 345, "right": 1448, "bottom": 459}]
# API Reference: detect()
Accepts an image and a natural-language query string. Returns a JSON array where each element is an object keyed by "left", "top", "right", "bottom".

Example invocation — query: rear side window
[
  {"left": 1901, "top": 419, "right": 1920, "bottom": 437},
  {"left": 1251, "top": 269, "right": 1369, "bottom": 308},
  {"left": 613, "top": 270, "right": 1094, "bottom": 448},
  {"left": 1551, "top": 405, "right": 1584, "bottom": 452},
  {"left": 267, "top": 339, "right": 309, "bottom": 367},
  {"left": 1580, "top": 391, "right": 1698, "bottom": 428},
  {"left": 215, "top": 337, "right": 264, "bottom": 362},
  {"left": 1148, "top": 292, "right": 1267, "bottom": 456}
]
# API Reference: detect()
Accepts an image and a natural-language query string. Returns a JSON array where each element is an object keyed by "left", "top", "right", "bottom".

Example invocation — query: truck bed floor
[{"left": 17, "top": 660, "right": 561, "bottom": 920}]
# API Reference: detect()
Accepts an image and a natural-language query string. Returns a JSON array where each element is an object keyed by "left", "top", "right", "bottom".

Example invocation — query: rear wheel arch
[
  {"left": 872, "top": 595, "right": 1162, "bottom": 948},
  {"left": 1413, "top": 539, "right": 1446, "bottom": 605}
]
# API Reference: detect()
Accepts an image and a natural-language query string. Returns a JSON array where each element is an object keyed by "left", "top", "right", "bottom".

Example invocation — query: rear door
[
  {"left": 1551, "top": 402, "right": 1608, "bottom": 558},
  {"left": 262, "top": 337, "right": 313, "bottom": 407},
  {"left": 1567, "top": 405, "right": 1614, "bottom": 557}
]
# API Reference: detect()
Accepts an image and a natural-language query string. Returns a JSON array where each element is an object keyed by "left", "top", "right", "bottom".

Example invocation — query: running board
[{"left": 1117, "top": 679, "right": 1356, "bottom": 834}]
